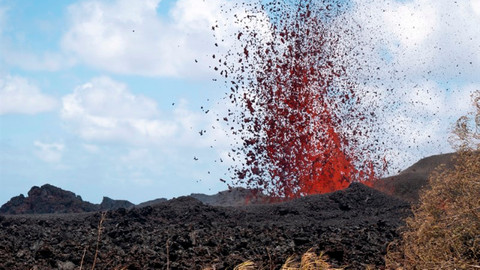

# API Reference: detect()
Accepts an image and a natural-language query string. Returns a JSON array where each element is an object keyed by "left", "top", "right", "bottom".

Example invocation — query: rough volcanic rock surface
[
  {"left": 135, "top": 198, "right": 168, "bottom": 208},
  {"left": 190, "top": 187, "right": 268, "bottom": 206},
  {"left": 0, "top": 184, "right": 133, "bottom": 215},
  {"left": 0, "top": 183, "right": 410, "bottom": 269},
  {"left": 0, "top": 184, "right": 97, "bottom": 214},
  {"left": 99, "top": 197, "right": 134, "bottom": 211}
]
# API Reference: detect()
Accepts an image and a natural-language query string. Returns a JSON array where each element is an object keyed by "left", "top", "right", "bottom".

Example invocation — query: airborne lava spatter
[{"left": 215, "top": 1, "right": 383, "bottom": 199}]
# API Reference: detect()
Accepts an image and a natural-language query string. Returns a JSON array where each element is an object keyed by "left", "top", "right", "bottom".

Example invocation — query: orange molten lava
[{"left": 216, "top": 1, "right": 380, "bottom": 199}]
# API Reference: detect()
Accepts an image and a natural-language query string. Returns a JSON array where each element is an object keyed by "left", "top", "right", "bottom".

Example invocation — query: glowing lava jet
[{"left": 216, "top": 1, "right": 382, "bottom": 199}]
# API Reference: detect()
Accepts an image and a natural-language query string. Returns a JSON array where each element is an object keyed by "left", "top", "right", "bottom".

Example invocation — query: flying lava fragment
[{"left": 214, "top": 1, "right": 386, "bottom": 199}]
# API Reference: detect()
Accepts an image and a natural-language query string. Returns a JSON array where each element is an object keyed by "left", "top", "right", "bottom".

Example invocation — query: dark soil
[{"left": 0, "top": 183, "right": 410, "bottom": 270}]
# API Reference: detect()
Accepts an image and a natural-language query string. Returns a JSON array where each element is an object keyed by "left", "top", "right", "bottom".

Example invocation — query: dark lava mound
[
  {"left": 0, "top": 184, "right": 134, "bottom": 215},
  {"left": 0, "top": 183, "right": 410, "bottom": 269}
]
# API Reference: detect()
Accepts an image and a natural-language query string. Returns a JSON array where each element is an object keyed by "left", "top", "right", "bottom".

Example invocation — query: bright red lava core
[{"left": 216, "top": 1, "right": 381, "bottom": 200}]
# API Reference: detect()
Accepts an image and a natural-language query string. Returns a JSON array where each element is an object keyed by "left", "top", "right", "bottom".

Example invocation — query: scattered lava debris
[{"left": 213, "top": 1, "right": 388, "bottom": 200}]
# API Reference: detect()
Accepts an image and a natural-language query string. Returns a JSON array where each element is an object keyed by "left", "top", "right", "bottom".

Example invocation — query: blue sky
[{"left": 1, "top": 0, "right": 479, "bottom": 205}]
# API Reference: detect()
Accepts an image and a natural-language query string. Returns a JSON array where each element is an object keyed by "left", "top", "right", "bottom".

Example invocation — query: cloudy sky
[{"left": 0, "top": 0, "right": 479, "bottom": 205}]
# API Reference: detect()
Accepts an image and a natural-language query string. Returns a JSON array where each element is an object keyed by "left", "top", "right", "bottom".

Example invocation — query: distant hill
[
  {"left": 0, "top": 184, "right": 267, "bottom": 215},
  {"left": 0, "top": 152, "right": 459, "bottom": 214},
  {"left": 189, "top": 187, "right": 268, "bottom": 206},
  {"left": 135, "top": 198, "right": 168, "bottom": 208},
  {"left": 373, "top": 152, "right": 456, "bottom": 203},
  {"left": 0, "top": 184, "right": 134, "bottom": 215}
]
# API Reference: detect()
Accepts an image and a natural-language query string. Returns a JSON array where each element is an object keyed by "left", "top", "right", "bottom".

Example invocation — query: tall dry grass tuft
[
  {"left": 386, "top": 91, "right": 480, "bottom": 269},
  {"left": 91, "top": 211, "right": 106, "bottom": 270},
  {"left": 234, "top": 260, "right": 256, "bottom": 270},
  {"left": 80, "top": 211, "right": 108, "bottom": 270},
  {"left": 280, "top": 249, "right": 342, "bottom": 270},
  {"left": 230, "top": 249, "right": 342, "bottom": 270}
]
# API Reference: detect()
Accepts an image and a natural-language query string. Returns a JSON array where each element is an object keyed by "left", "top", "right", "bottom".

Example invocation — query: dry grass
[
  {"left": 230, "top": 249, "right": 342, "bottom": 270},
  {"left": 280, "top": 250, "right": 342, "bottom": 270},
  {"left": 79, "top": 211, "right": 115, "bottom": 270},
  {"left": 234, "top": 260, "right": 256, "bottom": 270},
  {"left": 386, "top": 91, "right": 480, "bottom": 269}
]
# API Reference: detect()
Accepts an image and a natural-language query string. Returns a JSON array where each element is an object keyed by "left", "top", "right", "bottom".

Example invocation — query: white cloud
[
  {"left": 0, "top": 75, "right": 57, "bottom": 115},
  {"left": 60, "top": 76, "right": 232, "bottom": 149},
  {"left": 60, "top": 0, "right": 242, "bottom": 77},
  {"left": 333, "top": 0, "right": 480, "bottom": 172},
  {"left": 34, "top": 141, "right": 65, "bottom": 163},
  {"left": 1, "top": 0, "right": 269, "bottom": 76},
  {"left": 383, "top": 1, "right": 437, "bottom": 47},
  {"left": 349, "top": 0, "right": 480, "bottom": 82},
  {"left": 61, "top": 76, "right": 178, "bottom": 144},
  {"left": 472, "top": 0, "right": 480, "bottom": 15},
  {"left": 360, "top": 81, "right": 479, "bottom": 173}
]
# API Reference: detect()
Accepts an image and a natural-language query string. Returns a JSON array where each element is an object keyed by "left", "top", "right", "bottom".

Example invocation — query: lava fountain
[{"left": 214, "top": 1, "right": 385, "bottom": 199}]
